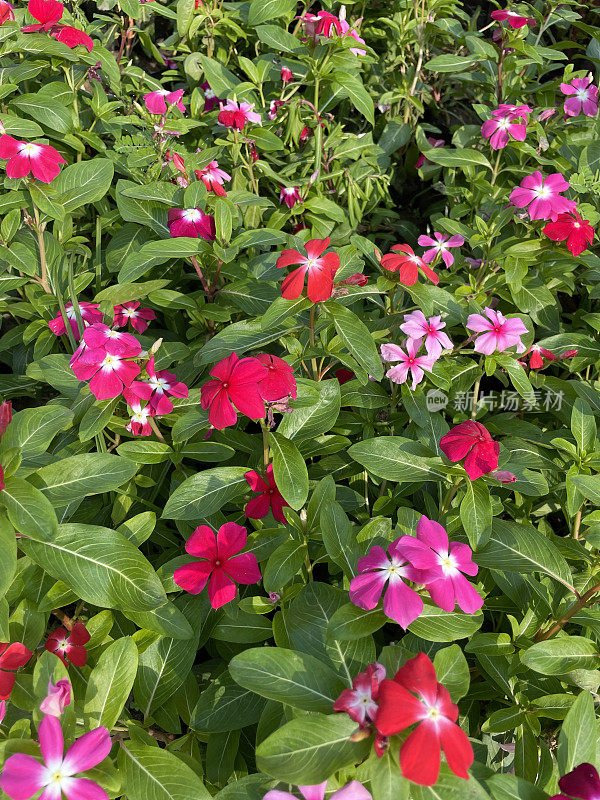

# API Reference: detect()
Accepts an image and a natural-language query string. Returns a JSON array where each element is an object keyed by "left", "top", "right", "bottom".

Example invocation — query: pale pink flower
[
  {"left": 509, "top": 171, "right": 576, "bottom": 221},
  {"left": 279, "top": 187, "right": 302, "bottom": 209},
  {"left": 39, "top": 679, "right": 71, "bottom": 717},
  {"left": 400, "top": 311, "right": 452, "bottom": 359},
  {"left": 466, "top": 307, "right": 528, "bottom": 354},
  {"left": 381, "top": 339, "right": 436, "bottom": 389},
  {"left": 264, "top": 782, "right": 371, "bottom": 800},
  {"left": 418, "top": 232, "right": 464, "bottom": 267},
  {"left": 560, "top": 76, "right": 598, "bottom": 118},
  {"left": 144, "top": 89, "right": 186, "bottom": 114}
]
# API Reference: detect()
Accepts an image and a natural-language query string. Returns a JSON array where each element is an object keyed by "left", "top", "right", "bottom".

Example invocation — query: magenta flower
[
  {"left": 398, "top": 516, "right": 483, "bottom": 615},
  {"left": 195, "top": 161, "right": 231, "bottom": 197},
  {"left": 244, "top": 463, "right": 289, "bottom": 524},
  {"left": 509, "top": 171, "right": 576, "bottom": 221},
  {"left": 349, "top": 540, "right": 436, "bottom": 629},
  {"left": 126, "top": 401, "right": 155, "bottom": 436},
  {"left": 481, "top": 106, "right": 528, "bottom": 150},
  {"left": 466, "top": 307, "right": 527, "bottom": 354},
  {"left": 333, "top": 663, "right": 386, "bottom": 727},
  {"left": 71, "top": 347, "right": 140, "bottom": 401},
  {"left": 381, "top": 339, "right": 436, "bottom": 390},
  {"left": 440, "top": 421, "right": 499, "bottom": 481},
  {"left": 265, "top": 781, "right": 371, "bottom": 800},
  {"left": 201, "top": 81, "right": 219, "bottom": 112},
  {"left": 39, "top": 680, "right": 71, "bottom": 717},
  {"left": 83, "top": 323, "right": 141, "bottom": 358},
  {"left": 560, "top": 77, "right": 598, "bottom": 118},
  {"left": 400, "top": 311, "right": 452, "bottom": 359},
  {"left": 113, "top": 302, "right": 155, "bottom": 333},
  {"left": 551, "top": 763, "right": 600, "bottom": 800},
  {"left": 415, "top": 137, "right": 444, "bottom": 168},
  {"left": 279, "top": 187, "right": 302, "bottom": 209},
  {"left": 200, "top": 352, "right": 268, "bottom": 430},
  {"left": 0, "top": 135, "right": 66, "bottom": 183},
  {"left": 168, "top": 207, "right": 216, "bottom": 241},
  {"left": 491, "top": 8, "right": 535, "bottom": 28},
  {"left": 144, "top": 89, "right": 186, "bottom": 115},
  {"left": 217, "top": 100, "right": 262, "bottom": 130},
  {"left": 49, "top": 301, "right": 103, "bottom": 340},
  {"left": 124, "top": 356, "right": 188, "bottom": 415},
  {"left": 1, "top": 715, "right": 111, "bottom": 800},
  {"left": 418, "top": 233, "right": 464, "bottom": 267}
]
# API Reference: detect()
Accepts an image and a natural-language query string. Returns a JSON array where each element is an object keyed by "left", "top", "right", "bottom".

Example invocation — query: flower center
[
  {"left": 535, "top": 185, "right": 551, "bottom": 199},
  {"left": 222, "top": 381, "right": 229, "bottom": 389},
  {"left": 576, "top": 88, "right": 589, "bottom": 100},
  {"left": 183, "top": 208, "right": 202, "bottom": 222},
  {"left": 19, "top": 143, "right": 42, "bottom": 157},
  {"left": 215, "top": 559, "right": 221, "bottom": 566},
  {"left": 306, "top": 258, "right": 320, "bottom": 269},
  {"left": 51, "top": 772, "right": 64, "bottom": 783}
]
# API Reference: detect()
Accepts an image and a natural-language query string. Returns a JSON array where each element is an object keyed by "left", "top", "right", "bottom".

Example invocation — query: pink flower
[
  {"left": 381, "top": 340, "right": 436, "bottom": 390},
  {"left": 126, "top": 401, "right": 155, "bottom": 436},
  {"left": 415, "top": 137, "right": 444, "bottom": 168},
  {"left": 0, "top": 2, "right": 14, "bottom": 25},
  {"left": 173, "top": 523, "right": 261, "bottom": 609},
  {"left": 333, "top": 663, "right": 386, "bottom": 727},
  {"left": 144, "top": 89, "right": 186, "bottom": 115},
  {"left": 276, "top": 237, "right": 340, "bottom": 303},
  {"left": 200, "top": 352, "right": 268, "bottom": 430},
  {"left": 481, "top": 106, "right": 528, "bottom": 150},
  {"left": 39, "top": 680, "right": 72, "bottom": 717},
  {"left": 83, "top": 322, "right": 141, "bottom": 357},
  {"left": 466, "top": 307, "right": 528, "bottom": 354},
  {"left": 195, "top": 161, "right": 231, "bottom": 197},
  {"left": 201, "top": 81, "right": 219, "bottom": 112},
  {"left": 255, "top": 353, "right": 297, "bottom": 402},
  {"left": 0, "top": 700, "right": 5, "bottom": 723},
  {"left": 550, "top": 763, "right": 600, "bottom": 800},
  {"left": 45, "top": 623, "right": 91, "bottom": 667},
  {"left": 168, "top": 207, "right": 216, "bottom": 241},
  {"left": 244, "top": 463, "right": 289, "bottom": 524},
  {"left": 491, "top": 8, "right": 535, "bottom": 28},
  {"left": 49, "top": 301, "right": 103, "bottom": 340},
  {"left": 398, "top": 516, "right": 483, "bottom": 614},
  {"left": 269, "top": 100, "right": 284, "bottom": 120},
  {"left": 543, "top": 211, "right": 594, "bottom": 256},
  {"left": 0, "top": 715, "right": 111, "bottom": 800},
  {"left": 439, "top": 420, "right": 499, "bottom": 481},
  {"left": 124, "top": 356, "right": 188, "bottom": 415},
  {"left": 280, "top": 66, "right": 293, "bottom": 83},
  {"left": 0, "top": 402, "right": 11, "bottom": 438},
  {"left": 279, "top": 186, "right": 302, "bottom": 209},
  {"left": 308, "top": 9, "right": 366, "bottom": 55},
  {"left": 417, "top": 233, "right": 464, "bottom": 268},
  {"left": 349, "top": 540, "right": 435, "bottom": 629},
  {"left": 217, "top": 100, "right": 262, "bottom": 130},
  {"left": 509, "top": 171, "right": 576, "bottom": 221},
  {"left": 400, "top": 311, "right": 452, "bottom": 359},
  {"left": 0, "top": 135, "right": 66, "bottom": 183},
  {"left": 264, "top": 781, "right": 371, "bottom": 800},
  {"left": 112, "top": 301, "right": 155, "bottom": 333},
  {"left": 70, "top": 346, "right": 141, "bottom": 401}
]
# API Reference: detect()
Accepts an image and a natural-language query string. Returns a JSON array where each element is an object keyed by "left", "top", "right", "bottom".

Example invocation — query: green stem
[
  {"left": 260, "top": 418, "right": 270, "bottom": 470},
  {"left": 308, "top": 305, "right": 318, "bottom": 379},
  {"left": 313, "top": 75, "right": 321, "bottom": 178},
  {"left": 32, "top": 204, "right": 51, "bottom": 294}
]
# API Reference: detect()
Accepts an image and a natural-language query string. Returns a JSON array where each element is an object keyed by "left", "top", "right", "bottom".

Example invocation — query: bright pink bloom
[
  {"left": 276, "top": 237, "right": 340, "bottom": 303},
  {"left": 144, "top": 89, "right": 186, "bottom": 114},
  {"left": 509, "top": 171, "right": 576, "bottom": 221},
  {"left": 280, "top": 186, "right": 302, "bottom": 209},
  {"left": 550, "top": 763, "right": 600, "bottom": 800},
  {"left": 466, "top": 307, "right": 527, "bottom": 354},
  {"left": 349, "top": 541, "right": 435, "bottom": 629},
  {"left": 400, "top": 311, "right": 452, "bottom": 359},
  {"left": 49, "top": 301, "right": 102, "bottom": 340},
  {"left": 380, "top": 244, "right": 439, "bottom": 286},
  {"left": 124, "top": 356, "right": 188, "bottom": 415},
  {"left": 375, "top": 653, "right": 473, "bottom": 786},
  {"left": 481, "top": 106, "right": 528, "bottom": 150},
  {"left": 0, "top": 643, "right": 32, "bottom": 701},
  {"left": 245, "top": 463, "right": 289, "bottom": 524},
  {"left": 83, "top": 322, "right": 141, "bottom": 358},
  {"left": 415, "top": 137, "right": 444, "bottom": 168},
  {"left": 418, "top": 232, "right": 464, "bottom": 268},
  {"left": 491, "top": 8, "right": 535, "bottom": 28},
  {"left": 398, "top": 516, "right": 483, "bottom": 614},
  {"left": 307, "top": 9, "right": 366, "bottom": 55},
  {"left": 0, "top": 2, "right": 14, "bottom": 24},
  {"left": 280, "top": 66, "right": 293, "bottom": 83},
  {"left": 200, "top": 352, "right": 268, "bottom": 430},
  {"left": 0, "top": 715, "right": 111, "bottom": 800},
  {"left": 168, "top": 207, "right": 215, "bottom": 241},
  {"left": 195, "top": 161, "right": 231, "bottom": 197},
  {"left": 126, "top": 401, "right": 155, "bottom": 436},
  {"left": 70, "top": 347, "right": 141, "bottom": 401},
  {"left": 560, "top": 77, "right": 598, "bottom": 117},
  {"left": 201, "top": 82, "right": 219, "bottom": 112},
  {"left": 113, "top": 301, "right": 155, "bottom": 333},
  {"left": 440, "top": 420, "right": 499, "bottom": 481},
  {"left": 174, "top": 523, "right": 261, "bottom": 609},
  {"left": 333, "top": 663, "right": 386, "bottom": 727},
  {"left": 255, "top": 353, "right": 297, "bottom": 403},
  {"left": 45, "top": 623, "right": 90, "bottom": 667},
  {"left": 39, "top": 680, "right": 72, "bottom": 717},
  {"left": 381, "top": 339, "right": 436, "bottom": 390},
  {"left": 0, "top": 700, "right": 5, "bottom": 723},
  {"left": 543, "top": 211, "right": 594, "bottom": 257},
  {"left": 264, "top": 781, "right": 371, "bottom": 800},
  {"left": 22, "top": 0, "right": 62, "bottom": 29},
  {"left": 217, "top": 100, "right": 262, "bottom": 130},
  {"left": 0, "top": 135, "right": 66, "bottom": 183}
]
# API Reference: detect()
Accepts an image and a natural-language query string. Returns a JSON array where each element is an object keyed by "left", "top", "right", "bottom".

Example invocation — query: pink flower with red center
[
  {"left": 112, "top": 301, "right": 156, "bottom": 333},
  {"left": 509, "top": 171, "right": 576, "bottom": 221},
  {"left": 144, "top": 89, "right": 186, "bottom": 115},
  {"left": 440, "top": 420, "right": 499, "bottom": 481},
  {"left": 39, "top": 679, "right": 72, "bottom": 717},
  {"left": 200, "top": 352, "right": 268, "bottom": 430},
  {"left": 0, "top": 715, "right": 111, "bottom": 800},
  {"left": 280, "top": 66, "right": 293, "bottom": 83},
  {"left": 561, "top": 77, "right": 598, "bottom": 117},
  {"left": 415, "top": 137, "right": 445, "bottom": 168},
  {"left": 333, "top": 663, "right": 386, "bottom": 727},
  {"left": 543, "top": 211, "right": 594, "bottom": 257},
  {"left": 124, "top": 356, "right": 188, "bottom": 415},
  {"left": 0, "top": 135, "right": 66, "bottom": 183},
  {"left": 264, "top": 780, "right": 371, "bottom": 800},
  {"left": 217, "top": 100, "right": 262, "bottom": 130},
  {"left": 550, "top": 763, "right": 600, "bottom": 800},
  {"left": 83, "top": 322, "right": 141, "bottom": 358},
  {"left": 201, "top": 81, "right": 220, "bottom": 112},
  {"left": 49, "top": 301, "right": 103, "bottom": 340},
  {"left": 280, "top": 186, "right": 302, "bottom": 209},
  {"left": 244, "top": 463, "right": 289, "bottom": 524},
  {"left": 307, "top": 9, "right": 366, "bottom": 55},
  {"left": 174, "top": 523, "right": 261, "bottom": 609},
  {"left": 398, "top": 516, "right": 483, "bottom": 614},
  {"left": 0, "top": 2, "right": 14, "bottom": 24},
  {"left": 466, "top": 307, "right": 528, "bottom": 354},
  {"left": 524, "top": 344, "right": 578, "bottom": 370},
  {"left": 491, "top": 8, "right": 535, "bottom": 28},
  {"left": 375, "top": 652, "right": 473, "bottom": 786},
  {"left": 380, "top": 244, "right": 439, "bottom": 286},
  {"left": 255, "top": 354, "right": 297, "bottom": 403},
  {"left": 21, "top": 0, "right": 93, "bottom": 50},
  {"left": 45, "top": 623, "right": 90, "bottom": 667},
  {"left": 168, "top": 207, "right": 216, "bottom": 241},
  {"left": 195, "top": 161, "right": 231, "bottom": 197},
  {"left": 70, "top": 346, "right": 141, "bottom": 401},
  {"left": 0, "top": 643, "right": 32, "bottom": 701},
  {"left": 349, "top": 540, "right": 436, "bottom": 629},
  {"left": 400, "top": 310, "right": 452, "bottom": 359},
  {"left": 381, "top": 340, "right": 436, "bottom": 390},
  {"left": 126, "top": 401, "right": 155, "bottom": 436},
  {"left": 418, "top": 232, "right": 464, "bottom": 268},
  {"left": 276, "top": 237, "right": 340, "bottom": 303},
  {"left": 481, "top": 106, "right": 529, "bottom": 150}
]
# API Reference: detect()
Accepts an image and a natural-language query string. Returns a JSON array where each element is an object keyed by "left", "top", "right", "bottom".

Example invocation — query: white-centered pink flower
[
  {"left": 0, "top": 135, "right": 66, "bottom": 183},
  {"left": 126, "top": 401, "right": 155, "bottom": 436},
  {"left": 466, "top": 307, "right": 528, "bottom": 354},
  {"left": 560, "top": 76, "right": 598, "bottom": 118},
  {"left": 381, "top": 339, "right": 436, "bottom": 390},
  {"left": 144, "top": 89, "right": 186, "bottom": 115},
  {"left": 124, "top": 356, "right": 188, "bottom": 415},
  {"left": 417, "top": 232, "right": 464, "bottom": 267},
  {"left": 509, "top": 171, "right": 576, "bottom": 221},
  {"left": 71, "top": 347, "right": 141, "bottom": 401},
  {"left": 481, "top": 105, "right": 531, "bottom": 150},
  {"left": 168, "top": 207, "right": 216, "bottom": 240},
  {"left": 195, "top": 161, "right": 231, "bottom": 197},
  {"left": 333, "top": 663, "right": 386, "bottom": 727},
  {"left": 400, "top": 311, "right": 452, "bottom": 360},
  {"left": 83, "top": 322, "right": 141, "bottom": 358},
  {"left": 112, "top": 301, "right": 155, "bottom": 334},
  {"left": 279, "top": 186, "right": 302, "bottom": 209},
  {"left": 49, "top": 301, "right": 103, "bottom": 340}
]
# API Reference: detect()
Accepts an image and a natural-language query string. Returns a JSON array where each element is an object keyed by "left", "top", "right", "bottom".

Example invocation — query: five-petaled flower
[
  {"left": 440, "top": 420, "right": 499, "bottom": 481},
  {"left": 45, "top": 623, "right": 91, "bottom": 667},
  {"left": 0, "top": 135, "right": 66, "bottom": 183},
  {"left": 466, "top": 307, "right": 528, "bottom": 354},
  {"left": 0, "top": 1, "right": 14, "bottom": 25},
  {"left": 255, "top": 354, "right": 297, "bottom": 403},
  {"left": 279, "top": 186, "right": 302, "bottom": 209},
  {"left": 400, "top": 311, "right": 452, "bottom": 360},
  {"left": 195, "top": 161, "right": 231, "bottom": 196},
  {"left": 168, "top": 207, "right": 216, "bottom": 241},
  {"left": 523, "top": 344, "right": 578, "bottom": 370},
  {"left": 200, "top": 352, "right": 268, "bottom": 430},
  {"left": 543, "top": 211, "right": 594, "bottom": 257},
  {"left": 0, "top": 642, "right": 32, "bottom": 701},
  {"left": 333, "top": 663, "right": 386, "bottom": 727},
  {"left": 244, "top": 463, "right": 289, "bottom": 524},
  {"left": 509, "top": 171, "right": 576, "bottom": 221},
  {"left": 481, "top": 105, "right": 531, "bottom": 150},
  {"left": 418, "top": 233, "right": 464, "bottom": 268},
  {"left": 217, "top": 100, "right": 262, "bottom": 129},
  {"left": 113, "top": 301, "right": 156, "bottom": 333},
  {"left": 21, "top": 0, "right": 93, "bottom": 50},
  {"left": 126, "top": 400, "right": 155, "bottom": 436},
  {"left": 381, "top": 340, "right": 436, "bottom": 390},
  {"left": 380, "top": 244, "right": 439, "bottom": 286},
  {"left": 144, "top": 88, "right": 186, "bottom": 114},
  {"left": 560, "top": 76, "right": 598, "bottom": 118},
  {"left": 276, "top": 237, "right": 340, "bottom": 302}
]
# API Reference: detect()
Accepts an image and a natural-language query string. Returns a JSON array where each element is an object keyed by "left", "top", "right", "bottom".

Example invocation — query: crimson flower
[
  {"left": 0, "top": 2, "right": 14, "bottom": 25},
  {"left": 45, "top": 623, "right": 91, "bottom": 667},
  {"left": 0, "top": 135, "right": 66, "bottom": 183},
  {"left": 244, "top": 464, "right": 289, "bottom": 524},
  {"left": 333, "top": 662, "right": 386, "bottom": 727},
  {"left": 380, "top": 244, "right": 439, "bottom": 286},
  {"left": 439, "top": 420, "right": 499, "bottom": 481},
  {"left": 375, "top": 653, "right": 473, "bottom": 786},
  {"left": 491, "top": 8, "right": 535, "bottom": 28},
  {"left": 168, "top": 207, "right": 216, "bottom": 241},
  {"left": 201, "top": 81, "right": 220, "bottom": 112},
  {"left": 124, "top": 356, "right": 188, "bottom": 415},
  {"left": 524, "top": 344, "right": 578, "bottom": 370},
  {"left": 200, "top": 352, "right": 268, "bottom": 430},
  {"left": 0, "top": 642, "right": 32, "bottom": 701},
  {"left": 543, "top": 211, "right": 594, "bottom": 257},
  {"left": 276, "top": 237, "right": 340, "bottom": 302},
  {"left": 21, "top": 0, "right": 93, "bottom": 50},
  {"left": 255, "top": 354, "right": 297, "bottom": 402},
  {"left": 173, "top": 523, "right": 261, "bottom": 609},
  {"left": 113, "top": 301, "right": 156, "bottom": 333},
  {"left": 551, "top": 763, "right": 600, "bottom": 800},
  {"left": 217, "top": 100, "right": 262, "bottom": 129}
]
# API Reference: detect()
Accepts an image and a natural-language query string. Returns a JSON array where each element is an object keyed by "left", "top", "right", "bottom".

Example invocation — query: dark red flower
[
  {"left": 0, "top": 643, "right": 32, "bottom": 700},
  {"left": 45, "top": 623, "right": 90, "bottom": 667},
  {"left": 244, "top": 464, "right": 289, "bottom": 524}
]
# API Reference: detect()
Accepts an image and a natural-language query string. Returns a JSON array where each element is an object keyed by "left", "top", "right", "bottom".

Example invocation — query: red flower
[
  {"left": 0, "top": 135, "right": 66, "bottom": 183},
  {"left": 0, "top": 643, "right": 32, "bottom": 701},
  {"left": 543, "top": 211, "right": 594, "bottom": 257},
  {"left": 380, "top": 244, "right": 439, "bottom": 286},
  {"left": 256, "top": 354, "right": 297, "bottom": 402},
  {"left": 0, "top": 2, "right": 14, "bottom": 25},
  {"left": 375, "top": 653, "right": 473, "bottom": 786},
  {"left": 280, "top": 66, "right": 293, "bottom": 83},
  {"left": 45, "top": 623, "right": 90, "bottom": 667},
  {"left": 21, "top": 0, "right": 93, "bottom": 50},
  {"left": 276, "top": 237, "right": 340, "bottom": 303},
  {"left": 525, "top": 345, "right": 578, "bottom": 370},
  {"left": 334, "top": 662, "right": 386, "bottom": 728},
  {"left": 244, "top": 464, "right": 289, "bottom": 524},
  {"left": 343, "top": 273, "right": 368, "bottom": 286},
  {"left": 0, "top": 401, "right": 12, "bottom": 438},
  {"left": 439, "top": 420, "right": 499, "bottom": 481},
  {"left": 173, "top": 523, "right": 261, "bottom": 608},
  {"left": 200, "top": 352, "right": 268, "bottom": 430}
]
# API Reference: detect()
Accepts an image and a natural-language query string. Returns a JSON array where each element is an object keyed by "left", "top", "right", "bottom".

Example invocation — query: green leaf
[
  {"left": 1, "top": 406, "right": 73, "bottom": 459},
  {"left": 0, "top": 514, "right": 16, "bottom": 598},
  {"left": 10, "top": 94, "right": 73, "bottom": 132},
  {"left": 521, "top": 637, "right": 599, "bottom": 675},
  {"left": 79, "top": 398, "right": 119, "bottom": 442},
  {"left": 263, "top": 540, "right": 306, "bottom": 592},
  {"left": 424, "top": 54, "right": 480, "bottom": 72},
  {"left": 270, "top": 432, "right": 309, "bottom": 510},
  {"left": 326, "top": 302, "right": 383, "bottom": 380},
  {"left": 134, "top": 635, "right": 198, "bottom": 718},
  {"left": 261, "top": 297, "right": 311, "bottom": 329},
  {"left": 320, "top": 500, "right": 358, "bottom": 577},
  {"left": 426, "top": 147, "right": 492, "bottom": 170},
  {"left": 460, "top": 480, "right": 492, "bottom": 550},
  {"left": 408, "top": 601, "right": 483, "bottom": 642},
  {"left": 332, "top": 72, "right": 375, "bottom": 125},
  {"left": 200, "top": 55, "right": 242, "bottom": 96},
  {"left": 192, "top": 671, "right": 266, "bottom": 732},
  {"left": 557, "top": 690, "right": 596, "bottom": 774},
  {"left": 433, "top": 644, "right": 470, "bottom": 702},
  {"left": 30, "top": 454, "right": 138, "bottom": 506},
  {"left": 485, "top": 774, "right": 546, "bottom": 800},
  {"left": 248, "top": 0, "right": 295, "bottom": 25},
  {"left": 328, "top": 603, "right": 387, "bottom": 641},
  {"left": 84, "top": 637, "right": 139, "bottom": 731},
  {"left": 256, "top": 25, "right": 307, "bottom": 54},
  {"left": 278, "top": 379, "right": 341, "bottom": 441},
  {"left": 348, "top": 436, "right": 446, "bottom": 482},
  {"left": 119, "top": 742, "right": 212, "bottom": 800},
  {"left": 571, "top": 399, "right": 596, "bottom": 455},
  {"left": 51, "top": 159, "right": 114, "bottom": 212},
  {"left": 163, "top": 467, "right": 249, "bottom": 520},
  {"left": 569, "top": 475, "right": 600, "bottom": 505},
  {"left": 116, "top": 441, "right": 174, "bottom": 464},
  {"left": 2, "top": 477, "right": 58, "bottom": 542},
  {"left": 118, "top": 238, "right": 203, "bottom": 283},
  {"left": 370, "top": 751, "right": 409, "bottom": 800}
]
